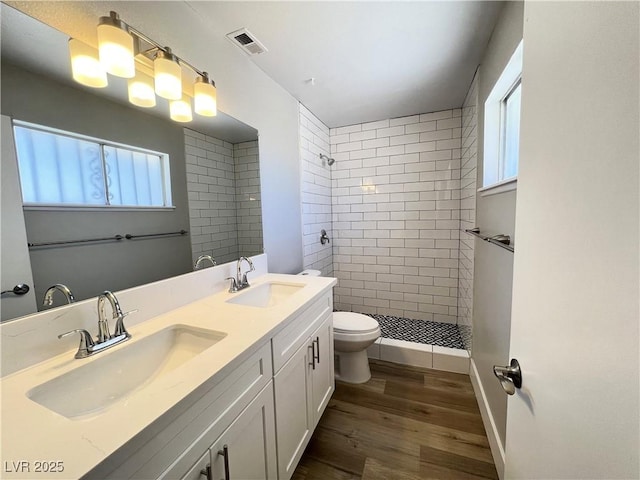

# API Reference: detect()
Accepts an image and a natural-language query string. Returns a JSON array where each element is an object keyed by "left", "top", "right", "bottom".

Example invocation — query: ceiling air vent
[{"left": 226, "top": 28, "right": 268, "bottom": 56}]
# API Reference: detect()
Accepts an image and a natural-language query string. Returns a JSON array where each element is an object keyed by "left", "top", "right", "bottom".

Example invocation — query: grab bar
[{"left": 464, "top": 228, "right": 514, "bottom": 253}]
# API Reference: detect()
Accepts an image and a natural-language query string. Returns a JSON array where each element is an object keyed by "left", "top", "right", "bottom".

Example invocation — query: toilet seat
[{"left": 333, "top": 312, "right": 379, "bottom": 334}]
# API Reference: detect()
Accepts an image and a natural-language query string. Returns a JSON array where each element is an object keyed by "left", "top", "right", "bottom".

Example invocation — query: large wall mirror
[{"left": 0, "top": 4, "right": 263, "bottom": 322}]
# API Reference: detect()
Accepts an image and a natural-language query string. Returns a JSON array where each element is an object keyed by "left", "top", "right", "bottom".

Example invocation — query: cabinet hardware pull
[
  {"left": 218, "top": 444, "right": 230, "bottom": 480},
  {"left": 199, "top": 464, "right": 212, "bottom": 480},
  {"left": 308, "top": 344, "right": 316, "bottom": 370},
  {"left": 313, "top": 337, "right": 320, "bottom": 364}
]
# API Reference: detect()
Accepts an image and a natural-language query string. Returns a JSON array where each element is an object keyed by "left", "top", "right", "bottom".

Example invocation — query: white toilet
[
  {"left": 333, "top": 311, "right": 380, "bottom": 383},
  {"left": 299, "top": 270, "right": 381, "bottom": 384}
]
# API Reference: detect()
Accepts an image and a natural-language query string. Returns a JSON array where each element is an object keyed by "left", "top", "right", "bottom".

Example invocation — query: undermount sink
[
  {"left": 27, "top": 325, "right": 226, "bottom": 419},
  {"left": 226, "top": 281, "right": 305, "bottom": 308}
]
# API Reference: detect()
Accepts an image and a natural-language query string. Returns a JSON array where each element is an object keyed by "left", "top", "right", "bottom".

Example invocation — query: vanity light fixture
[
  {"left": 128, "top": 71, "right": 156, "bottom": 108},
  {"left": 97, "top": 11, "right": 135, "bottom": 78},
  {"left": 68, "top": 11, "right": 219, "bottom": 124},
  {"left": 68, "top": 39, "right": 108, "bottom": 88},
  {"left": 170, "top": 95, "right": 193, "bottom": 123},
  {"left": 154, "top": 48, "right": 182, "bottom": 100},
  {"left": 194, "top": 72, "right": 217, "bottom": 117}
]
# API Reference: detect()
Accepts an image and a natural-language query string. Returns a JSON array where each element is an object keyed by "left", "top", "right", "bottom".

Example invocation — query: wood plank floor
[{"left": 292, "top": 360, "right": 498, "bottom": 480}]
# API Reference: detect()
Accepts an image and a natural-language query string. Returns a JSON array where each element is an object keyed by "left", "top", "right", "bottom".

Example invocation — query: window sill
[
  {"left": 478, "top": 178, "right": 517, "bottom": 197},
  {"left": 23, "top": 204, "right": 176, "bottom": 212}
]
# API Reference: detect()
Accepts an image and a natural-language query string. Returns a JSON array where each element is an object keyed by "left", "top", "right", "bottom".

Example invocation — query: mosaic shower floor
[{"left": 365, "top": 314, "right": 465, "bottom": 350}]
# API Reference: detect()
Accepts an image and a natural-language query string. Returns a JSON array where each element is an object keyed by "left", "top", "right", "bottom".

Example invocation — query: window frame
[
  {"left": 481, "top": 39, "right": 523, "bottom": 194},
  {"left": 12, "top": 120, "right": 174, "bottom": 210}
]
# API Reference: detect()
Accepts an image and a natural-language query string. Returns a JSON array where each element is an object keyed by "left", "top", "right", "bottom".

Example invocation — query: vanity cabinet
[
  {"left": 88, "top": 343, "right": 273, "bottom": 480},
  {"left": 179, "top": 382, "right": 277, "bottom": 480},
  {"left": 84, "top": 288, "right": 334, "bottom": 480},
  {"left": 273, "top": 293, "right": 334, "bottom": 480}
]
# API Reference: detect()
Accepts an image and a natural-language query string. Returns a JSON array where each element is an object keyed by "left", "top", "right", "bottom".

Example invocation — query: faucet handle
[
  {"left": 58, "top": 329, "right": 95, "bottom": 359},
  {"left": 113, "top": 309, "right": 137, "bottom": 338},
  {"left": 226, "top": 277, "right": 239, "bottom": 293}
]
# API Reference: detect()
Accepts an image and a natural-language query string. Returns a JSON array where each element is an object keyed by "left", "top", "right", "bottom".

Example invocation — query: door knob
[
  {"left": 1, "top": 284, "right": 30, "bottom": 296},
  {"left": 493, "top": 358, "right": 522, "bottom": 395}
]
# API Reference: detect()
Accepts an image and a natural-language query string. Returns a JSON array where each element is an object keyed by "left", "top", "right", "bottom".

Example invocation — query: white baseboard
[{"left": 470, "top": 358, "right": 505, "bottom": 479}]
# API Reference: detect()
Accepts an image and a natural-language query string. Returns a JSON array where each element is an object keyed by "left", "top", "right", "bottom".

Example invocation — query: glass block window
[{"left": 13, "top": 122, "right": 172, "bottom": 208}]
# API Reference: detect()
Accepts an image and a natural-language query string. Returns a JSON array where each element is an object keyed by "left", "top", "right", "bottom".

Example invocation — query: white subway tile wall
[
  {"left": 330, "top": 110, "right": 462, "bottom": 324},
  {"left": 185, "top": 129, "right": 261, "bottom": 266},
  {"left": 458, "top": 74, "right": 478, "bottom": 351},
  {"left": 234, "top": 140, "right": 263, "bottom": 256},
  {"left": 299, "top": 104, "right": 334, "bottom": 276}
]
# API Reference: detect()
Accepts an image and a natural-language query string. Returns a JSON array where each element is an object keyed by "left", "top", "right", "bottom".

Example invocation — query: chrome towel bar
[
  {"left": 28, "top": 230, "right": 188, "bottom": 248},
  {"left": 464, "top": 228, "right": 514, "bottom": 253}
]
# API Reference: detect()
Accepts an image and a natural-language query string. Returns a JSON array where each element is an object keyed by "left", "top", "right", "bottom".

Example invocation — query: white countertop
[{"left": 0, "top": 273, "right": 336, "bottom": 479}]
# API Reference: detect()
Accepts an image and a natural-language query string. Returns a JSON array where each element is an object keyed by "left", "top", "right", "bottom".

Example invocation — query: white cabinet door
[
  {"left": 274, "top": 340, "right": 313, "bottom": 480},
  {"left": 210, "top": 383, "right": 277, "bottom": 480},
  {"left": 309, "top": 314, "right": 334, "bottom": 428}
]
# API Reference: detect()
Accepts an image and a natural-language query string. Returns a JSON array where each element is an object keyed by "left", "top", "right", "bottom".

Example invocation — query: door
[
  {"left": 309, "top": 314, "right": 334, "bottom": 427},
  {"left": 1, "top": 115, "right": 37, "bottom": 321},
  {"left": 504, "top": 2, "right": 639, "bottom": 478},
  {"left": 273, "top": 339, "right": 313, "bottom": 480},
  {"left": 209, "top": 383, "right": 277, "bottom": 480}
]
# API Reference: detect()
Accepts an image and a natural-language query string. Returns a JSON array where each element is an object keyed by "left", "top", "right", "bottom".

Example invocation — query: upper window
[
  {"left": 13, "top": 121, "right": 173, "bottom": 208},
  {"left": 483, "top": 40, "right": 523, "bottom": 190}
]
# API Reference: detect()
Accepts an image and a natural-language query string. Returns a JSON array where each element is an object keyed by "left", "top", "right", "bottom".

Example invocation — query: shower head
[{"left": 319, "top": 153, "right": 335, "bottom": 166}]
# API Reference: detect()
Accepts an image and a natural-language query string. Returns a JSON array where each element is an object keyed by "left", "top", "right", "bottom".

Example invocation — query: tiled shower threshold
[{"left": 363, "top": 314, "right": 470, "bottom": 374}]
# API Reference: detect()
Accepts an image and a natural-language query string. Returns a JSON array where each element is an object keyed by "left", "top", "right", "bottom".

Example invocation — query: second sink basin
[
  {"left": 27, "top": 325, "right": 226, "bottom": 419},
  {"left": 226, "top": 281, "right": 304, "bottom": 308}
]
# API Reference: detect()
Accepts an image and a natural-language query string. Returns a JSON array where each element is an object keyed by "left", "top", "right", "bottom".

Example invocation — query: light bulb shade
[
  {"left": 68, "top": 38, "right": 108, "bottom": 88},
  {"left": 128, "top": 72, "right": 156, "bottom": 108},
  {"left": 194, "top": 76, "right": 217, "bottom": 117},
  {"left": 154, "top": 51, "right": 182, "bottom": 100},
  {"left": 170, "top": 96, "right": 193, "bottom": 123},
  {"left": 97, "top": 16, "right": 135, "bottom": 78}
]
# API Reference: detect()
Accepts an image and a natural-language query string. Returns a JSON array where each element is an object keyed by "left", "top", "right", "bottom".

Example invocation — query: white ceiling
[
  {"left": 4, "top": 1, "right": 503, "bottom": 130},
  {"left": 188, "top": 1, "right": 503, "bottom": 128}
]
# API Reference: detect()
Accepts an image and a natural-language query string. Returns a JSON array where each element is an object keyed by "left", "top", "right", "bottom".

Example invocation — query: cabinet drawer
[{"left": 272, "top": 292, "right": 332, "bottom": 373}]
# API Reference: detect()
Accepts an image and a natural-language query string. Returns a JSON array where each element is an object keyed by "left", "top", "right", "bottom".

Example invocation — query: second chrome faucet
[{"left": 226, "top": 257, "right": 255, "bottom": 293}]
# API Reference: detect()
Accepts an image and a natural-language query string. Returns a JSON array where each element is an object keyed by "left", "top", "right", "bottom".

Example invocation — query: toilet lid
[{"left": 333, "top": 312, "right": 379, "bottom": 333}]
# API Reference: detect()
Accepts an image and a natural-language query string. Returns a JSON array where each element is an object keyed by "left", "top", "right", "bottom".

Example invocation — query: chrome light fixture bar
[{"left": 69, "top": 11, "right": 217, "bottom": 123}]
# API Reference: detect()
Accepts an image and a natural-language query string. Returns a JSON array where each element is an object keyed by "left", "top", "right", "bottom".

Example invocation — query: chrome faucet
[
  {"left": 226, "top": 256, "right": 255, "bottom": 293},
  {"left": 97, "top": 290, "right": 124, "bottom": 343},
  {"left": 58, "top": 290, "right": 133, "bottom": 359},
  {"left": 42, "top": 284, "right": 75, "bottom": 306},
  {"left": 194, "top": 254, "right": 217, "bottom": 270}
]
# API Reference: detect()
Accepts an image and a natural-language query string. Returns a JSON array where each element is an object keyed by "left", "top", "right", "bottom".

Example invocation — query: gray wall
[
  {"left": 472, "top": 0, "right": 524, "bottom": 449},
  {"left": 1, "top": 62, "right": 192, "bottom": 305}
]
